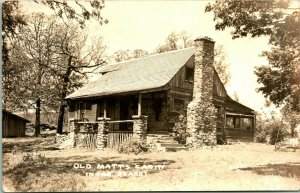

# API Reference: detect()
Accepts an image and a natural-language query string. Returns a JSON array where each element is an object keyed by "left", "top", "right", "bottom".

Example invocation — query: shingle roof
[
  {"left": 3, "top": 109, "right": 31, "bottom": 122},
  {"left": 66, "top": 47, "right": 195, "bottom": 99},
  {"left": 226, "top": 96, "right": 255, "bottom": 115}
]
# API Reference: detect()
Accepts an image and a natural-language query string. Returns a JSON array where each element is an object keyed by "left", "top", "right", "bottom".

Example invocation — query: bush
[
  {"left": 255, "top": 121, "right": 268, "bottom": 143},
  {"left": 172, "top": 115, "right": 188, "bottom": 144},
  {"left": 255, "top": 119, "right": 290, "bottom": 144},
  {"left": 118, "top": 140, "right": 148, "bottom": 154},
  {"left": 269, "top": 122, "right": 289, "bottom": 145}
]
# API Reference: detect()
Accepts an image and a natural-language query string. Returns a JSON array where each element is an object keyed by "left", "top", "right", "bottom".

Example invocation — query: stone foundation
[
  {"left": 132, "top": 115, "right": 148, "bottom": 143},
  {"left": 186, "top": 37, "right": 217, "bottom": 148}
]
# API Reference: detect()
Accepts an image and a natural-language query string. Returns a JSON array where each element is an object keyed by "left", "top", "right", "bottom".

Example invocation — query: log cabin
[
  {"left": 2, "top": 109, "right": 30, "bottom": 137},
  {"left": 65, "top": 37, "right": 256, "bottom": 149}
]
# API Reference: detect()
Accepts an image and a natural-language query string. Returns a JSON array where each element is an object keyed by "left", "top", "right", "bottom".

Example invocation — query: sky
[{"left": 20, "top": 0, "right": 291, "bottom": 118}]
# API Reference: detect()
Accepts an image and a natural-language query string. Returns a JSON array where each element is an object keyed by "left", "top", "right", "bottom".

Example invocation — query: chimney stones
[{"left": 186, "top": 36, "right": 217, "bottom": 148}]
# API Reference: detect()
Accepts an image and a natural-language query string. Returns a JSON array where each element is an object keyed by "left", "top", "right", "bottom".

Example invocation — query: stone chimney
[{"left": 186, "top": 36, "right": 217, "bottom": 148}]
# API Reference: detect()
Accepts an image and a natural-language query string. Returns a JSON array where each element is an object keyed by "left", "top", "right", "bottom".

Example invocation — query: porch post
[
  {"left": 103, "top": 98, "right": 107, "bottom": 118},
  {"left": 133, "top": 93, "right": 147, "bottom": 143},
  {"left": 132, "top": 115, "right": 148, "bottom": 143},
  {"left": 253, "top": 115, "right": 257, "bottom": 142},
  {"left": 237, "top": 117, "right": 241, "bottom": 128},
  {"left": 233, "top": 117, "right": 236, "bottom": 128},
  {"left": 96, "top": 117, "right": 109, "bottom": 150},
  {"left": 223, "top": 112, "right": 227, "bottom": 143},
  {"left": 138, "top": 93, "right": 142, "bottom": 116}
]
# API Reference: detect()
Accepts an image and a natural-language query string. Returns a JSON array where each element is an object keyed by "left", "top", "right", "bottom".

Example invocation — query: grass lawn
[{"left": 2, "top": 135, "right": 300, "bottom": 192}]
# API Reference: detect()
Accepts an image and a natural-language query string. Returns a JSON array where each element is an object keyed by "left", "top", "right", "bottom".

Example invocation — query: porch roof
[
  {"left": 66, "top": 47, "right": 195, "bottom": 99},
  {"left": 226, "top": 96, "right": 255, "bottom": 116}
]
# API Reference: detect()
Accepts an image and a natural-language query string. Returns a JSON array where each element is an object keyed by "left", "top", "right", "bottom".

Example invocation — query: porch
[
  {"left": 225, "top": 113, "right": 256, "bottom": 143},
  {"left": 66, "top": 91, "right": 170, "bottom": 149}
]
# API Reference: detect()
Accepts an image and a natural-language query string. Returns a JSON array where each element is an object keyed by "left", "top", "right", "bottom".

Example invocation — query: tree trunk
[
  {"left": 35, "top": 62, "right": 43, "bottom": 137},
  {"left": 57, "top": 102, "right": 65, "bottom": 134},
  {"left": 35, "top": 98, "right": 41, "bottom": 137},
  {"left": 56, "top": 56, "right": 73, "bottom": 134}
]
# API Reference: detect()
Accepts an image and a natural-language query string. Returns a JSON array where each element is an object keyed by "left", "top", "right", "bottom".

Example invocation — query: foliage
[
  {"left": 112, "top": 50, "right": 132, "bottom": 62},
  {"left": 112, "top": 49, "right": 149, "bottom": 62},
  {"left": 118, "top": 140, "right": 149, "bottom": 154},
  {"left": 268, "top": 121, "right": 289, "bottom": 145},
  {"left": 281, "top": 102, "right": 300, "bottom": 137},
  {"left": 155, "top": 31, "right": 193, "bottom": 53},
  {"left": 254, "top": 119, "right": 268, "bottom": 143},
  {"left": 39, "top": 0, "right": 108, "bottom": 27},
  {"left": 2, "top": 13, "right": 107, "bottom": 134},
  {"left": 206, "top": 0, "right": 300, "bottom": 111},
  {"left": 172, "top": 115, "right": 188, "bottom": 144},
  {"left": 2, "top": 0, "right": 107, "bottom": 81},
  {"left": 2, "top": 1, "right": 26, "bottom": 37},
  {"left": 255, "top": 116, "right": 289, "bottom": 144}
]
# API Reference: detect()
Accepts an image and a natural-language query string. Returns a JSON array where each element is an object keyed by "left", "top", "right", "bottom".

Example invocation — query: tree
[
  {"left": 232, "top": 91, "right": 240, "bottom": 102},
  {"left": 2, "top": 0, "right": 108, "bottom": 66},
  {"left": 4, "top": 14, "right": 107, "bottom": 135},
  {"left": 155, "top": 31, "right": 193, "bottom": 53},
  {"left": 2, "top": 1, "right": 108, "bottom": 135},
  {"left": 132, "top": 49, "right": 149, "bottom": 59},
  {"left": 2, "top": 40, "right": 31, "bottom": 111},
  {"left": 205, "top": 0, "right": 300, "bottom": 112},
  {"left": 37, "top": 0, "right": 108, "bottom": 27},
  {"left": 2, "top": 1, "right": 26, "bottom": 73},
  {"left": 10, "top": 13, "right": 60, "bottom": 136},
  {"left": 282, "top": 101, "right": 300, "bottom": 137},
  {"left": 112, "top": 50, "right": 132, "bottom": 62},
  {"left": 155, "top": 31, "right": 231, "bottom": 85},
  {"left": 53, "top": 23, "right": 106, "bottom": 133},
  {"left": 213, "top": 45, "right": 231, "bottom": 85},
  {"left": 111, "top": 49, "right": 149, "bottom": 62}
]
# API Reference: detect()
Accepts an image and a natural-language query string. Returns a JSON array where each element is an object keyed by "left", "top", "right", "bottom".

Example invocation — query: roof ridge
[{"left": 104, "top": 47, "right": 195, "bottom": 67}]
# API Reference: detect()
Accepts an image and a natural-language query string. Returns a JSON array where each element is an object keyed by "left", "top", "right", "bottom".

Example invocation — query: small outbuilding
[{"left": 2, "top": 109, "right": 30, "bottom": 137}]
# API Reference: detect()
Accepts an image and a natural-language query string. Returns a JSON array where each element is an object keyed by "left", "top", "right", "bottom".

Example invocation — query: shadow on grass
[
  {"left": 4, "top": 154, "right": 177, "bottom": 191},
  {"left": 239, "top": 162, "right": 300, "bottom": 178},
  {"left": 2, "top": 137, "right": 59, "bottom": 153}
]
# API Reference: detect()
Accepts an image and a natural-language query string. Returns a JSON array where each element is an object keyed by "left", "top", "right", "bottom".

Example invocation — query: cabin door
[{"left": 120, "top": 97, "right": 130, "bottom": 130}]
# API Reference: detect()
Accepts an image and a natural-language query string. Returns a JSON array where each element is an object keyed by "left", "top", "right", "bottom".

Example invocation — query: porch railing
[
  {"left": 75, "top": 121, "right": 98, "bottom": 149},
  {"left": 107, "top": 120, "right": 134, "bottom": 149},
  {"left": 71, "top": 119, "right": 136, "bottom": 149}
]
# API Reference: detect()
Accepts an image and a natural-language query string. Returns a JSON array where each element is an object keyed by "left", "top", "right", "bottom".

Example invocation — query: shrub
[
  {"left": 255, "top": 118, "right": 289, "bottom": 144},
  {"left": 172, "top": 114, "right": 188, "bottom": 144},
  {"left": 255, "top": 121, "right": 268, "bottom": 143},
  {"left": 118, "top": 140, "right": 148, "bottom": 154},
  {"left": 269, "top": 122, "right": 289, "bottom": 145}
]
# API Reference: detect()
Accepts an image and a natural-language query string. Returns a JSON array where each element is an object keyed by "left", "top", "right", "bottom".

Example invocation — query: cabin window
[
  {"left": 185, "top": 67, "right": 194, "bottom": 82},
  {"left": 174, "top": 98, "right": 184, "bottom": 110},
  {"left": 215, "top": 106, "right": 222, "bottom": 115}
]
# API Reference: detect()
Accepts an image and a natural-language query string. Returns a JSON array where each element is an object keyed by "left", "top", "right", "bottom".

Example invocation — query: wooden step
[
  {"left": 164, "top": 147, "right": 188, "bottom": 152},
  {"left": 160, "top": 143, "right": 183, "bottom": 148}
]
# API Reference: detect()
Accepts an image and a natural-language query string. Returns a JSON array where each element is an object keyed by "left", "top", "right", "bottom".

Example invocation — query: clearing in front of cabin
[{"left": 2, "top": 135, "right": 299, "bottom": 192}]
